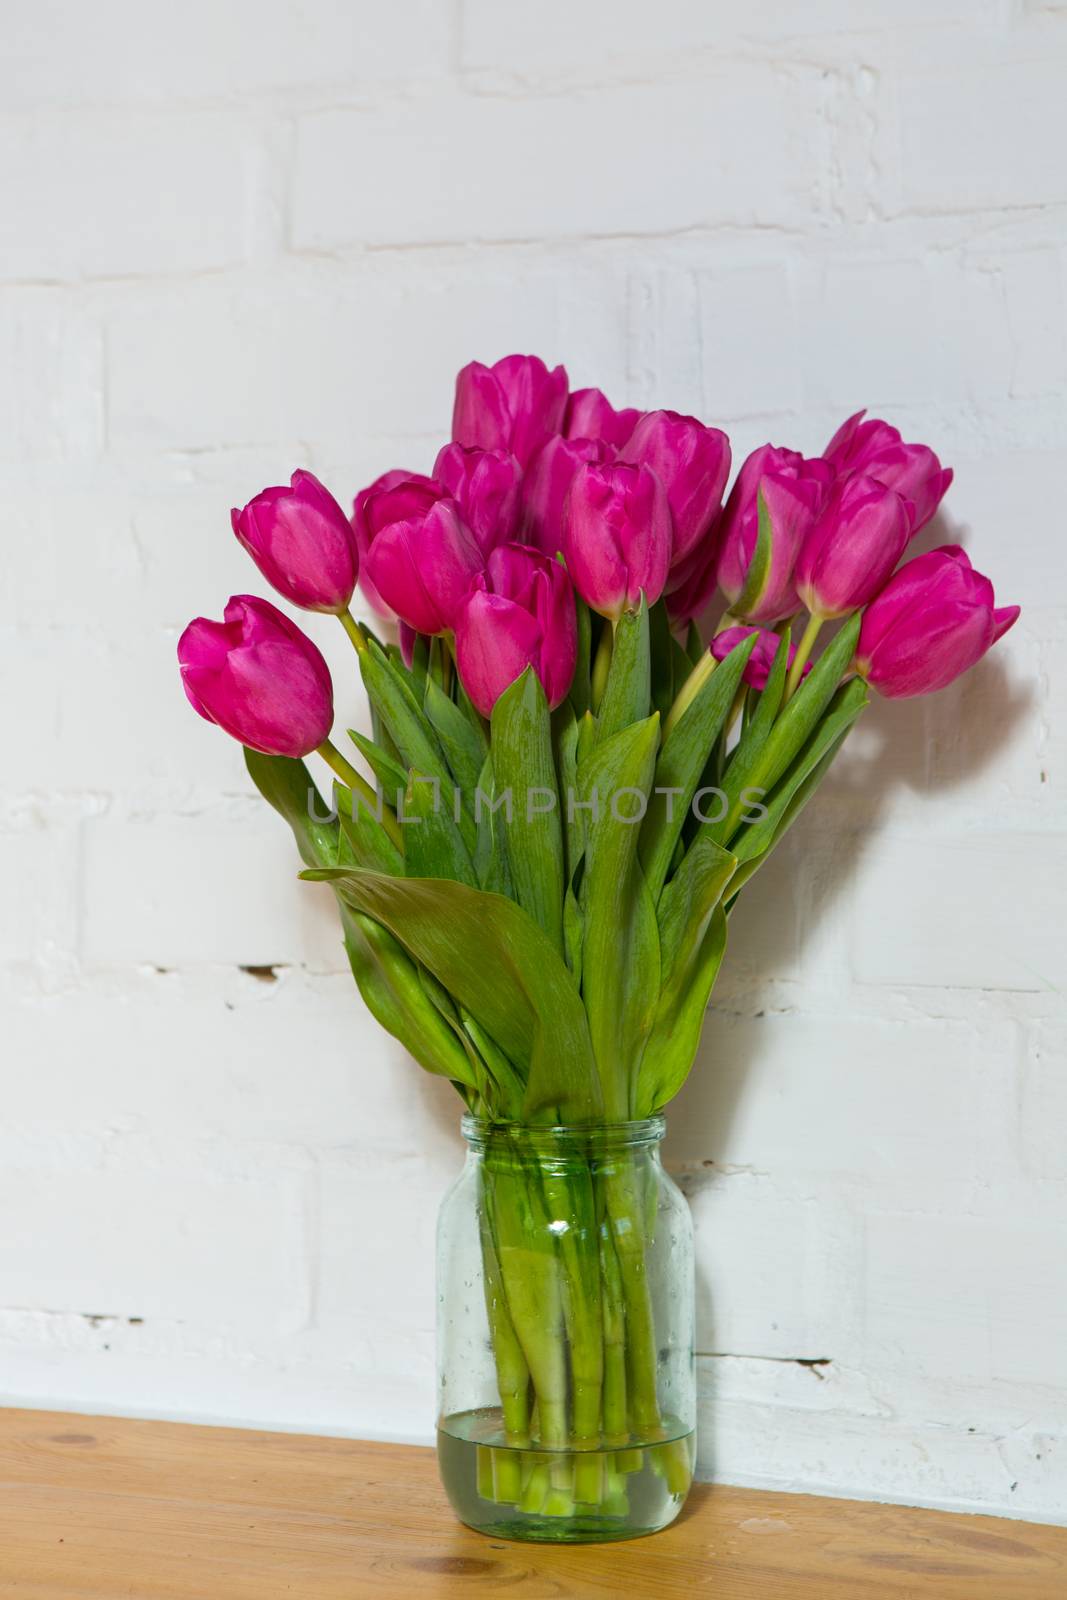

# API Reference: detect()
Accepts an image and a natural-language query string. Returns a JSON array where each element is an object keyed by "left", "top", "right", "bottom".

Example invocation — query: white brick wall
[{"left": 1, "top": 0, "right": 1065, "bottom": 1527}]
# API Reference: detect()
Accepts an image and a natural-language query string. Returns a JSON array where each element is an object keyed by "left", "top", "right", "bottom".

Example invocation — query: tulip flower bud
[
  {"left": 795, "top": 473, "right": 913, "bottom": 620},
  {"left": 563, "top": 461, "right": 672, "bottom": 621},
  {"left": 710, "top": 624, "right": 811, "bottom": 691},
  {"left": 564, "top": 387, "right": 641, "bottom": 449},
  {"left": 856, "top": 545, "right": 1020, "bottom": 699},
  {"left": 452, "top": 353, "right": 568, "bottom": 469},
  {"left": 715, "top": 445, "right": 834, "bottom": 625},
  {"left": 352, "top": 470, "right": 443, "bottom": 620},
  {"left": 178, "top": 595, "right": 333, "bottom": 757},
  {"left": 364, "top": 498, "right": 484, "bottom": 636},
  {"left": 455, "top": 544, "right": 578, "bottom": 718},
  {"left": 432, "top": 442, "right": 522, "bottom": 557},
  {"left": 232, "top": 470, "right": 357, "bottom": 615},
  {"left": 825, "top": 410, "right": 953, "bottom": 533},
  {"left": 618, "top": 409, "right": 731, "bottom": 571},
  {"left": 521, "top": 434, "right": 612, "bottom": 557}
]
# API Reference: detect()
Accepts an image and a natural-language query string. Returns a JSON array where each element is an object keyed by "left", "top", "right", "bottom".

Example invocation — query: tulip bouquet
[{"left": 180, "top": 355, "right": 1017, "bottom": 1533}]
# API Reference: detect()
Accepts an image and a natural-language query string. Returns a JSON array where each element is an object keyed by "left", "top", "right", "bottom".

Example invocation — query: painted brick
[
  {"left": 79, "top": 810, "right": 343, "bottom": 970},
  {"left": 105, "top": 264, "right": 625, "bottom": 458},
  {"left": 1020, "top": 1021, "right": 1067, "bottom": 1179},
  {"left": 460, "top": 1, "right": 1000, "bottom": 77},
  {"left": 0, "top": 113, "right": 252, "bottom": 282},
  {"left": 850, "top": 832, "right": 1067, "bottom": 992},
  {"left": 892, "top": 53, "right": 1067, "bottom": 215},
  {"left": 864, "top": 1212, "right": 1067, "bottom": 1388},
  {"left": 0, "top": 1158, "right": 308, "bottom": 1334},
  {"left": 292, "top": 73, "right": 824, "bottom": 251},
  {"left": 670, "top": 1010, "right": 1017, "bottom": 1182},
  {"left": 0, "top": 0, "right": 449, "bottom": 108}
]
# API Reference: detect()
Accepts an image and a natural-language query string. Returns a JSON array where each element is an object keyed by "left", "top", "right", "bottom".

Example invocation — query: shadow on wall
[
  {"left": 662, "top": 505, "right": 1034, "bottom": 1470},
  {"left": 670, "top": 503, "right": 1035, "bottom": 1173}
]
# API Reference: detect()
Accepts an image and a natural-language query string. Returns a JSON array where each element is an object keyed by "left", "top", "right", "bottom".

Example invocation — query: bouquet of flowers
[{"left": 179, "top": 354, "right": 1017, "bottom": 1535}]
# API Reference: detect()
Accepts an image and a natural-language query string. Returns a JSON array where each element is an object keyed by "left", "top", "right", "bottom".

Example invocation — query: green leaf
[
  {"left": 472, "top": 753, "right": 513, "bottom": 898},
  {"left": 742, "top": 625, "right": 791, "bottom": 744},
  {"left": 710, "top": 613, "right": 862, "bottom": 849},
  {"left": 725, "top": 680, "right": 868, "bottom": 901},
  {"left": 424, "top": 674, "right": 488, "bottom": 800},
  {"left": 415, "top": 968, "right": 493, "bottom": 1105},
  {"left": 639, "top": 630, "right": 756, "bottom": 902},
  {"left": 369, "top": 705, "right": 402, "bottom": 772},
  {"left": 635, "top": 906, "right": 728, "bottom": 1115},
  {"left": 243, "top": 749, "right": 339, "bottom": 870},
  {"left": 360, "top": 640, "right": 476, "bottom": 853},
  {"left": 490, "top": 668, "right": 565, "bottom": 953},
  {"left": 648, "top": 598, "right": 677, "bottom": 720},
  {"left": 655, "top": 832, "right": 737, "bottom": 986},
  {"left": 734, "top": 677, "right": 868, "bottom": 866},
  {"left": 564, "top": 886, "right": 583, "bottom": 986},
  {"left": 341, "top": 907, "right": 477, "bottom": 1089},
  {"left": 360, "top": 640, "right": 448, "bottom": 783},
  {"left": 400, "top": 768, "right": 477, "bottom": 886},
  {"left": 459, "top": 1008, "right": 526, "bottom": 1120},
  {"left": 396, "top": 633, "right": 429, "bottom": 699},
  {"left": 455, "top": 672, "right": 490, "bottom": 745},
  {"left": 557, "top": 710, "right": 583, "bottom": 890},
  {"left": 335, "top": 783, "right": 404, "bottom": 875},
  {"left": 579, "top": 713, "right": 662, "bottom": 1119},
  {"left": 732, "top": 486, "right": 773, "bottom": 619},
  {"left": 304, "top": 868, "right": 600, "bottom": 1123},
  {"left": 569, "top": 594, "right": 593, "bottom": 719},
  {"left": 596, "top": 596, "right": 650, "bottom": 745},
  {"left": 347, "top": 730, "right": 407, "bottom": 805}
]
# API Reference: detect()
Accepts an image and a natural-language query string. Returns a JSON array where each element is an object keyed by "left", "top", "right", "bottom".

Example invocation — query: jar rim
[{"left": 461, "top": 1114, "right": 665, "bottom": 1150}]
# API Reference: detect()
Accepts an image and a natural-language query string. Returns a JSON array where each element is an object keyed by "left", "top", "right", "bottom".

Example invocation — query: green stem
[
  {"left": 784, "top": 613, "right": 823, "bottom": 702},
  {"left": 339, "top": 608, "right": 368, "bottom": 654},
  {"left": 603, "top": 1159, "right": 662, "bottom": 1439},
  {"left": 487, "top": 1148, "right": 569, "bottom": 1450},
  {"left": 591, "top": 621, "right": 614, "bottom": 712},
  {"left": 316, "top": 739, "right": 403, "bottom": 851},
  {"left": 663, "top": 648, "right": 715, "bottom": 741},
  {"left": 598, "top": 1218, "right": 629, "bottom": 1446},
  {"left": 477, "top": 1188, "right": 531, "bottom": 1446},
  {"left": 540, "top": 1160, "right": 603, "bottom": 1446}
]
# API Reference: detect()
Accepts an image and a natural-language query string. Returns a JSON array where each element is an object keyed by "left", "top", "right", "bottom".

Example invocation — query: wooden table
[{"left": 1, "top": 1408, "right": 1064, "bottom": 1597}]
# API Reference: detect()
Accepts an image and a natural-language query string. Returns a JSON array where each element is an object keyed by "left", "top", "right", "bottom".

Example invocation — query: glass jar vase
[{"left": 436, "top": 1116, "right": 695, "bottom": 1543}]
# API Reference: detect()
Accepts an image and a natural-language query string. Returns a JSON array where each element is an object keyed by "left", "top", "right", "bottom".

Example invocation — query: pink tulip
[
  {"left": 795, "top": 473, "right": 913, "bottom": 620},
  {"left": 231, "top": 470, "right": 357, "bottom": 615},
  {"left": 710, "top": 624, "right": 811, "bottom": 691},
  {"left": 352, "top": 470, "right": 443, "bottom": 620},
  {"left": 618, "top": 409, "right": 731, "bottom": 571},
  {"left": 825, "top": 410, "right": 953, "bottom": 533},
  {"left": 432, "top": 442, "right": 522, "bottom": 557},
  {"left": 178, "top": 595, "right": 333, "bottom": 757},
  {"left": 452, "top": 354, "right": 568, "bottom": 469},
  {"left": 521, "top": 434, "right": 612, "bottom": 557},
  {"left": 715, "top": 445, "right": 834, "bottom": 625},
  {"left": 563, "top": 461, "right": 672, "bottom": 620},
  {"left": 564, "top": 387, "right": 641, "bottom": 450},
  {"left": 856, "top": 545, "right": 1020, "bottom": 699},
  {"left": 364, "top": 498, "right": 484, "bottom": 636},
  {"left": 455, "top": 544, "right": 577, "bottom": 718}
]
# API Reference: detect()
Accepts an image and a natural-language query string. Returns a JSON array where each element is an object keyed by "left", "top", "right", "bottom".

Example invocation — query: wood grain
[{"left": 0, "top": 1408, "right": 1063, "bottom": 1598}]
